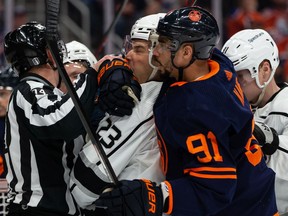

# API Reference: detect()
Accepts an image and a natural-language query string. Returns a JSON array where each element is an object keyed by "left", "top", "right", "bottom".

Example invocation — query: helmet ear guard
[{"left": 222, "top": 29, "right": 279, "bottom": 89}]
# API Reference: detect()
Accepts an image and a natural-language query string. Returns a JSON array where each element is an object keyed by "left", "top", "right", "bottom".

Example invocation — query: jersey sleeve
[{"left": 13, "top": 70, "right": 97, "bottom": 141}]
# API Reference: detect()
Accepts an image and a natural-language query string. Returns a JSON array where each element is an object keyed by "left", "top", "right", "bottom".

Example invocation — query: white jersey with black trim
[
  {"left": 254, "top": 84, "right": 288, "bottom": 214},
  {"left": 70, "top": 81, "right": 165, "bottom": 209}
]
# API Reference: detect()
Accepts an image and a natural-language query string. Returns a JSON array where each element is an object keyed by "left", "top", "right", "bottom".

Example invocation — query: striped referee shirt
[{"left": 4, "top": 69, "right": 97, "bottom": 215}]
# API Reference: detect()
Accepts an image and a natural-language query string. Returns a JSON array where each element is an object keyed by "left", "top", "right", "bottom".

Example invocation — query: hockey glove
[
  {"left": 95, "top": 179, "right": 163, "bottom": 216},
  {"left": 97, "top": 58, "right": 141, "bottom": 117},
  {"left": 254, "top": 121, "right": 279, "bottom": 155}
]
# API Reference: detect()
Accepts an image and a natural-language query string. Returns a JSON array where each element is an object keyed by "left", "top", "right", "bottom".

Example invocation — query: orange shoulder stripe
[{"left": 233, "top": 79, "right": 245, "bottom": 106}]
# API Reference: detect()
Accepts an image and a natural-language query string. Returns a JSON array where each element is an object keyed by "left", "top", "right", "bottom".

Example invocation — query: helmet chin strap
[
  {"left": 147, "top": 50, "right": 159, "bottom": 81},
  {"left": 47, "top": 60, "right": 62, "bottom": 88},
  {"left": 251, "top": 85, "right": 267, "bottom": 107},
  {"left": 171, "top": 52, "right": 196, "bottom": 81}
]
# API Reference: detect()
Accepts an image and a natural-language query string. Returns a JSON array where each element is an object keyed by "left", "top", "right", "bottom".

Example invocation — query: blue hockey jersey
[{"left": 153, "top": 49, "right": 278, "bottom": 215}]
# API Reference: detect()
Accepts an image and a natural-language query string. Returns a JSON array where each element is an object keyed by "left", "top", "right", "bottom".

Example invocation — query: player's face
[
  {"left": 125, "top": 39, "right": 153, "bottom": 84},
  {"left": 152, "top": 36, "right": 177, "bottom": 78},
  {"left": 236, "top": 69, "right": 262, "bottom": 103},
  {"left": 60, "top": 62, "right": 87, "bottom": 93},
  {"left": 0, "top": 88, "right": 12, "bottom": 117}
]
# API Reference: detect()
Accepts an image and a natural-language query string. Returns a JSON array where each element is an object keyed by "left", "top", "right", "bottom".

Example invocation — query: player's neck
[
  {"left": 182, "top": 60, "right": 209, "bottom": 82},
  {"left": 259, "top": 80, "right": 280, "bottom": 107},
  {"left": 29, "top": 64, "right": 59, "bottom": 87}
]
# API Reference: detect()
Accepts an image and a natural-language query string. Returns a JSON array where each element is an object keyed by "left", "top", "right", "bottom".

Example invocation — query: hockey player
[
  {"left": 94, "top": 6, "right": 279, "bottom": 215},
  {"left": 61, "top": 40, "right": 105, "bottom": 129},
  {"left": 222, "top": 28, "right": 288, "bottom": 214},
  {"left": 70, "top": 13, "right": 166, "bottom": 211},
  {"left": 61, "top": 40, "right": 97, "bottom": 93},
  {"left": 0, "top": 67, "right": 18, "bottom": 177},
  {"left": 2, "top": 21, "right": 140, "bottom": 216}
]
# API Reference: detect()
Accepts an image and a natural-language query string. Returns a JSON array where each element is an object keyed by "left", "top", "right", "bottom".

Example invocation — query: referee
[{"left": 3, "top": 21, "right": 97, "bottom": 216}]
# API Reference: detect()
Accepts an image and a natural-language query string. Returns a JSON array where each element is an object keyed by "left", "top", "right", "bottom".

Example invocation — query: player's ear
[
  {"left": 46, "top": 49, "right": 57, "bottom": 68},
  {"left": 259, "top": 60, "right": 271, "bottom": 82},
  {"left": 182, "top": 44, "right": 193, "bottom": 60}
]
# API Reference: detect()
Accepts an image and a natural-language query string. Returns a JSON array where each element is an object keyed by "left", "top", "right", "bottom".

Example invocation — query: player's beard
[{"left": 152, "top": 56, "right": 175, "bottom": 79}]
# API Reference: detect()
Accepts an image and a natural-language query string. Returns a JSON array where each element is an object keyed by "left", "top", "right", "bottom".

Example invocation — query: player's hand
[
  {"left": 95, "top": 179, "right": 163, "bottom": 216},
  {"left": 253, "top": 121, "right": 279, "bottom": 155},
  {"left": 97, "top": 58, "right": 141, "bottom": 117}
]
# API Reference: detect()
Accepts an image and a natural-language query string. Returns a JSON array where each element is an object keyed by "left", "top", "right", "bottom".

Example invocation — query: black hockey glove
[
  {"left": 95, "top": 179, "right": 163, "bottom": 216},
  {"left": 97, "top": 58, "right": 141, "bottom": 117},
  {"left": 254, "top": 121, "right": 279, "bottom": 155}
]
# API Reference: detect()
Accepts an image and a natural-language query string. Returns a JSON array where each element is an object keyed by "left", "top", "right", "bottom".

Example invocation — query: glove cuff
[
  {"left": 254, "top": 121, "right": 279, "bottom": 155},
  {"left": 160, "top": 181, "right": 173, "bottom": 215}
]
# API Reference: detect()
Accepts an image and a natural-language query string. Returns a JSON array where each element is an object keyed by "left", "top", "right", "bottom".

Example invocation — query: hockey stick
[
  {"left": 94, "top": 0, "right": 128, "bottom": 58},
  {"left": 278, "top": 146, "right": 288, "bottom": 154},
  {"left": 45, "top": 0, "right": 118, "bottom": 185},
  {"left": 186, "top": 0, "right": 198, "bottom": 6}
]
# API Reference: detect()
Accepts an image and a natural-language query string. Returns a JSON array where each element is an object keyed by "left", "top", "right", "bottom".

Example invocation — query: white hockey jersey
[
  {"left": 254, "top": 84, "right": 288, "bottom": 214},
  {"left": 70, "top": 81, "right": 165, "bottom": 209}
]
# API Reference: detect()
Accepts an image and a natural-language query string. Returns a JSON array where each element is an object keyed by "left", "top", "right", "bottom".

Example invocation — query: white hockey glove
[{"left": 253, "top": 121, "right": 279, "bottom": 155}]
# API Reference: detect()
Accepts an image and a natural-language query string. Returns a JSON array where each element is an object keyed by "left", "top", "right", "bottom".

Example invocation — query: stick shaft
[{"left": 45, "top": 0, "right": 118, "bottom": 184}]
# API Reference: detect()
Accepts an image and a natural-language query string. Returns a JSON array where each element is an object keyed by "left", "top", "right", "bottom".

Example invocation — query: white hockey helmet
[
  {"left": 222, "top": 29, "right": 279, "bottom": 89},
  {"left": 63, "top": 40, "right": 97, "bottom": 67},
  {"left": 130, "top": 13, "right": 166, "bottom": 80}
]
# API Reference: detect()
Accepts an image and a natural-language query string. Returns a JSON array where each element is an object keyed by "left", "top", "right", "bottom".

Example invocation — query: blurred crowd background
[{"left": 0, "top": 0, "right": 287, "bottom": 82}]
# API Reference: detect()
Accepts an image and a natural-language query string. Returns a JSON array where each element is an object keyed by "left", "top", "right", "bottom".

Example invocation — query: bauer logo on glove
[{"left": 97, "top": 58, "right": 142, "bottom": 117}]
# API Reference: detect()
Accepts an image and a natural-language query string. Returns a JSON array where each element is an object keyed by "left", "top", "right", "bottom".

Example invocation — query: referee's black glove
[
  {"left": 253, "top": 121, "right": 279, "bottom": 155},
  {"left": 97, "top": 58, "right": 141, "bottom": 117}
]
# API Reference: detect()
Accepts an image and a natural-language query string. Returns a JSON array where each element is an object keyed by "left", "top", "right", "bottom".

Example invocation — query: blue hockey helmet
[{"left": 157, "top": 6, "right": 220, "bottom": 59}]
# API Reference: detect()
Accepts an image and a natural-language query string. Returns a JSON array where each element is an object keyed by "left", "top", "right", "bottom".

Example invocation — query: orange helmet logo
[{"left": 189, "top": 10, "right": 201, "bottom": 22}]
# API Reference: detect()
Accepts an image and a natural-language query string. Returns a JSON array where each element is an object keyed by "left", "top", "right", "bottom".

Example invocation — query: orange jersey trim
[
  {"left": 0, "top": 155, "right": 3, "bottom": 176},
  {"left": 233, "top": 79, "right": 245, "bottom": 106},
  {"left": 186, "top": 166, "right": 236, "bottom": 172},
  {"left": 156, "top": 126, "right": 169, "bottom": 175},
  {"left": 187, "top": 171, "right": 237, "bottom": 179},
  {"left": 184, "top": 166, "right": 237, "bottom": 179},
  {"left": 170, "top": 60, "right": 220, "bottom": 87},
  {"left": 196, "top": 60, "right": 220, "bottom": 81},
  {"left": 170, "top": 81, "right": 187, "bottom": 87}
]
